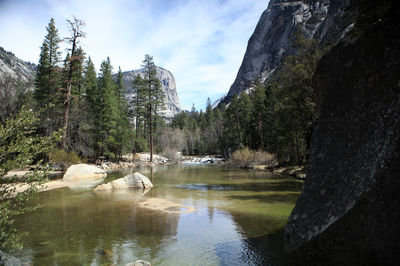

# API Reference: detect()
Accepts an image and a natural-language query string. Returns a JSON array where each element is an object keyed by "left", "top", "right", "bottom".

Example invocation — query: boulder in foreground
[{"left": 94, "top": 172, "right": 153, "bottom": 192}]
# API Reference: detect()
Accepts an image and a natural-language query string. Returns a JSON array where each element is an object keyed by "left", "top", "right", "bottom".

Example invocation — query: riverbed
[{"left": 13, "top": 164, "right": 303, "bottom": 265}]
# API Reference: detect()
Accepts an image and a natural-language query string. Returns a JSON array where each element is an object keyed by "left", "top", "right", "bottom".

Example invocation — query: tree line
[
  {"left": 32, "top": 17, "right": 164, "bottom": 162},
  {"left": 168, "top": 30, "right": 325, "bottom": 165},
  {"left": 6, "top": 17, "right": 325, "bottom": 166}
]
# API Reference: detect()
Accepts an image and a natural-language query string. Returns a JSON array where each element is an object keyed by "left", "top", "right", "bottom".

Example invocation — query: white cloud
[{"left": 0, "top": 0, "right": 268, "bottom": 110}]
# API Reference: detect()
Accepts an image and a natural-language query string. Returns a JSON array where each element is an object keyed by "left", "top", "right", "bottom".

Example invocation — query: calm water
[{"left": 13, "top": 164, "right": 303, "bottom": 265}]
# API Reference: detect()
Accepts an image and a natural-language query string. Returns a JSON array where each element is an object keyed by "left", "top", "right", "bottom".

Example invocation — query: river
[{"left": 13, "top": 164, "right": 303, "bottom": 265}]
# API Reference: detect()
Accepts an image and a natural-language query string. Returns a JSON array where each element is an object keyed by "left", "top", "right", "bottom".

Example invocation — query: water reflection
[{"left": 13, "top": 165, "right": 302, "bottom": 265}]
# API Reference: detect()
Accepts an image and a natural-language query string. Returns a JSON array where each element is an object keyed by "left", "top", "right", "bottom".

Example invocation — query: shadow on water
[
  {"left": 227, "top": 192, "right": 300, "bottom": 204},
  {"left": 215, "top": 229, "right": 292, "bottom": 266},
  {"left": 177, "top": 180, "right": 303, "bottom": 193}
]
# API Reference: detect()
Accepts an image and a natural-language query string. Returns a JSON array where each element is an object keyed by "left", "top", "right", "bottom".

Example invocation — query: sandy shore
[{"left": 2, "top": 180, "right": 68, "bottom": 198}]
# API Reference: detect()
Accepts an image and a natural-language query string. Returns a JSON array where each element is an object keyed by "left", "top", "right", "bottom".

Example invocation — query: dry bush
[
  {"left": 161, "top": 148, "right": 182, "bottom": 161},
  {"left": 230, "top": 147, "right": 277, "bottom": 168}
]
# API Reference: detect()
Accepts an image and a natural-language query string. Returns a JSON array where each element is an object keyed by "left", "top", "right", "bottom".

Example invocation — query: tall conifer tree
[
  {"left": 131, "top": 74, "right": 147, "bottom": 152},
  {"left": 141, "top": 55, "right": 164, "bottom": 162},
  {"left": 61, "top": 17, "right": 86, "bottom": 148},
  {"left": 34, "top": 18, "right": 62, "bottom": 134}
]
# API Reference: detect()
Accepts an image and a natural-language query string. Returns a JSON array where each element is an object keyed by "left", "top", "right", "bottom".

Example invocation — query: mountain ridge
[{"left": 222, "top": 0, "right": 353, "bottom": 104}]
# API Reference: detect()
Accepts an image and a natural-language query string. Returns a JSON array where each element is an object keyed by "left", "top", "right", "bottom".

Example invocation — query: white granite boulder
[
  {"left": 63, "top": 164, "right": 106, "bottom": 182},
  {"left": 94, "top": 172, "right": 153, "bottom": 192}
]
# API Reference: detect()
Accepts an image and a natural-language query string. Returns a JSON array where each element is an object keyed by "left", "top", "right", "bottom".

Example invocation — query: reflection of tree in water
[
  {"left": 122, "top": 206, "right": 180, "bottom": 253},
  {"left": 13, "top": 188, "right": 180, "bottom": 265}
]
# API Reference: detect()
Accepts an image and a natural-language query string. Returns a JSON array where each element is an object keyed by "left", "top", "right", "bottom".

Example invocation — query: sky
[{"left": 0, "top": 0, "right": 268, "bottom": 110}]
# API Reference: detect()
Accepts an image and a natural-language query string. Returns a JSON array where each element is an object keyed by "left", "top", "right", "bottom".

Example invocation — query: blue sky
[{"left": 0, "top": 0, "right": 267, "bottom": 110}]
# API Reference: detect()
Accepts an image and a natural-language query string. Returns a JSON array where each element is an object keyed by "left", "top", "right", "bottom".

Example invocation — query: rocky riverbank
[
  {"left": 98, "top": 153, "right": 172, "bottom": 171},
  {"left": 273, "top": 166, "right": 307, "bottom": 180}
]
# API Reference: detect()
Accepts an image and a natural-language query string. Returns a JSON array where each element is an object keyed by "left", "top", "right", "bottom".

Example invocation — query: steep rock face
[
  {"left": 0, "top": 46, "right": 36, "bottom": 86},
  {"left": 122, "top": 66, "right": 181, "bottom": 117},
  {"left": 284, "top": 15, "right": 400, "bottom": 265},
  {"left": 224, "top": 0, "right": 351, "bottom": 103},
  {"left": 0, "top": 47, "right": 36, "bottom": 123}
]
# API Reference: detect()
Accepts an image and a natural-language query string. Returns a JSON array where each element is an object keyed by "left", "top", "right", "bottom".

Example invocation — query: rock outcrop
[
  {"left": 63, "top": 164, "right": 107, "bottom": 182},
  {"left": 0, "top": 47, "right": 36, "bottom": 123},
  {"left": 123, "top": 66, "right": 181, "bottom": 117},
  {"left": 222, "top": 0, "right": 352, "bottom": 103},
  {"left": 93, "top": 172, "right": 153, "bottom": 191},
  {"left": 0, "top": 46, "right": 35, "bottom": 86},
  {"left": 284, "top": 14, "right": 400, "bottom": 265}
]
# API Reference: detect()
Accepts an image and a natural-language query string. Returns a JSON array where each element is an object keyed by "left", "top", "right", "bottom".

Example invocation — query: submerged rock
[
  {"left": 0, "top": 250, "right": 24, "bottom": 266},
  {"left": 284, "top": 14, "right": 400, "bottom": 265},
  {"left": 125, "top": 260, "right": 151, "bottom": 266},
  {"left": 93, "top": 172, "right": 153, "bottom": 192},
  {"left": 63, "top": 164, "right": 106, "bottom": 182}
]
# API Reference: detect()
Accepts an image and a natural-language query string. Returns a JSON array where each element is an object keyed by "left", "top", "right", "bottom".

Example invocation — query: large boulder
[
  {"left": 284, "top": 14, "right": 400, "bottom": 265},
  {"left": 63, "top": 164, "right": 106, "bottom": 182},
  {"left": 94, "top": 172, "right": 153, "bottom": 192}
]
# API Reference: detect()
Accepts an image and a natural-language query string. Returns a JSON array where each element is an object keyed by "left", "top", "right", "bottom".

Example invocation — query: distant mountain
[
  {"left": 0, "top": 47, "right": 181, "bottom": 118},
  {"left": 0, "top": 47, "right": 36, "bottom": 123},
  {"left": 223, "top": 0, "right": 353, "bottom": 104},
  {"left": 0, "top": 46, "right": 36, "bottom": 91},
  {"left": 122, "top": 66, "right": 182, "bottom": 117}
]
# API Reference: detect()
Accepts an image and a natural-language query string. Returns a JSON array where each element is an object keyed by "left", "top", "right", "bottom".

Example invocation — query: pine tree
[
  {"left": 114, "top": 67, "right": 131, "bottom": 159},
  {"left": 34, "top": 18, "right": 62, "bottom": 135},
  {"left": 83, "top": 57, "right": 101, "bottom": 157},
  {"left": 98, "top": 57, "right": 118, "bottom": 158},
  {"left": 65, "top": 47, "right": 88, "bottom": 154},
  {"left": 61, "top": 17, "right": 86, "bottom": 149},
  {"left": 250, "top": 81, "right": 267, "bottom": 149},
  {"left": 141, "top": 54, "right": 164, "bottom": 162},
  {"left": 131, "top": 74, "right": 147, "bottom": 152}
]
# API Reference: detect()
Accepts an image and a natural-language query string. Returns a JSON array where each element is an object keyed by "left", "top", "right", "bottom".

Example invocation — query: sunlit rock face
[
  {"left": 122, "top": 66, "right": 182, "bottom": 117},
  {"left": 0, "top": 47, "right": 35, "bottom": 84},
  {"left": 0, "top": 46, "right": 36, "bottom": 96},
  {"left": 284, "top": 14, "right": 400, "bottom": 265},
  {"left": 222, "top": 0, "right": 351, "bottom": 104}
]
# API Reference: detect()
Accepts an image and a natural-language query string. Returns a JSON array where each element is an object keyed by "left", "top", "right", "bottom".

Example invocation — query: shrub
[
  {"left": 48, "top": 149, "right": 84, "bottom": 170},
  {"left": 0, "top": 107, "right": 59, "bottom": 251},
  {"left": 134, "top": 137, "right": 148, "bottom": 153},
  {"left": 230, "top": 147, "right": 277, "bottom": 168},
  {"left": 161, "top": 148, "right": 180, "bottom": 161}
]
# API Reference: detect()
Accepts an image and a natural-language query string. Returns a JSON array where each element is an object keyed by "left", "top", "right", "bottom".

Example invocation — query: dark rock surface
[
  {"left": 222, "top": 0, "right": 352, "bottom": 104},
  {"left": 284, "top": 14, "right": 400, "bottom": 265}
]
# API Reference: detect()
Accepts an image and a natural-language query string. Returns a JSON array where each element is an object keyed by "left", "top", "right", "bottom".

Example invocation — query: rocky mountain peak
[
  {"left": 122, "top": 66, "right": 181, "bottom": 117},
  {"left": 222, "top": 0, "right": 352, "bottom": 103}
]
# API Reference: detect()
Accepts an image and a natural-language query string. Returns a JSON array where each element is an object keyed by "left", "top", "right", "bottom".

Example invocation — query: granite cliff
[
  {"left": 122, "top": 66, "right": 181, "bottom": 117},
  {"left": 0, "top": 47, "right": 36, "bottom": 86},
  {"left": 284, "top": 10, "right": 400, "bottom": 265},
  {"left": 223, "top": 0, "right": 352, "bottom": 103},
  {"left": 0, "top": 47, "right": 36, "bottom": 124}
]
